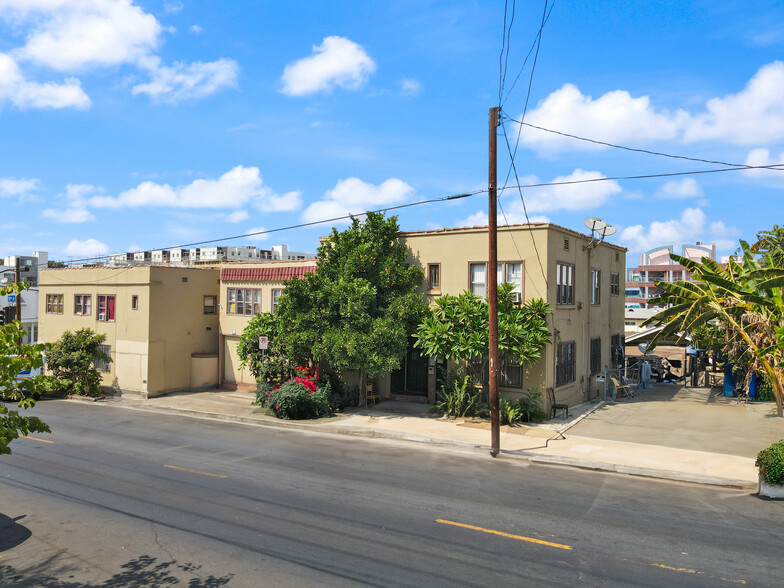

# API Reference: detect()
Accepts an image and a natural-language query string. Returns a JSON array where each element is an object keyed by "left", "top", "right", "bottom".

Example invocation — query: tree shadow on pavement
[
  {"left": 0, "top": 514, "right": 32, "bottom": 553},
  {"left": 0, "top": 554, "right": 233, "bottom": 587}
]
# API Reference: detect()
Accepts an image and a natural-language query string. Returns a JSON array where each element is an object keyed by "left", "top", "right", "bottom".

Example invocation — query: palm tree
[{"left": 643, "top": 242, "right": 784, "bottom": 416}]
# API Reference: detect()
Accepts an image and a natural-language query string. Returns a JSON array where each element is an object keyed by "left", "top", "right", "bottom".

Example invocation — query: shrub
[
  {"left": 756, "top": 440, "right": 784, "bottom": 486},
  {"left": 518, "top": 387, "right": 547, "bottom": 423},
  {"left": 499, "top": 397, "right": 524, "bottom": 425},
  {"left": 46, "top": 328, "right": 110, "bottom": 397},
  {"left": 266, "top": 380, "right": 331, "bottom": 420},
  {"left": 428, "top": 374, "right": 488, "bottom": 418}
]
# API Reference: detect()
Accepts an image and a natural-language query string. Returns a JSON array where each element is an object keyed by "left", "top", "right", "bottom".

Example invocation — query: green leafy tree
[
  {"left": 47, "top": 328, "right": 111, "bottom": 397},
  {"left": 0, "top": 282, "right": 50, "bottom": 455},
  {"left": 237, "top": 312, "right": 290, "bottom": 387},
  {"left": 277, "top": 212, "right": 428, "bottom": 386},
  {"left": 414, "top": 282, "right": 552, "bottom": 391},
  {"left": 750, "top": 224, "right": 784, "bottom": 267},
  {"left": 644, "top": 242, "right": 784, "bottom": 416}
]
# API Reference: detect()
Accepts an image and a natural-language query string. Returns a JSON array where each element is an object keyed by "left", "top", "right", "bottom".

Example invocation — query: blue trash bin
[
  {"left": 723, "top": 363, "right": 735, "bottom": 397},
  {"left": 749, "top": 373, "right": 760, "bottom": 399}
]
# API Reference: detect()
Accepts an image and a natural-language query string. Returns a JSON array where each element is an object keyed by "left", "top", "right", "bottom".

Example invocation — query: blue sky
[{"left": 1, "top": 0, "right": 783, "bottom": 264}]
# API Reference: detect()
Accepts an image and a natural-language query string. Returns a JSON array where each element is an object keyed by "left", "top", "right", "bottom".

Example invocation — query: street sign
[
  {"left": 258, "top": 336, "right": 268, "bottom": 350},
  {"left": 7, "top": 294, "right": 15, "bottom": 304}
]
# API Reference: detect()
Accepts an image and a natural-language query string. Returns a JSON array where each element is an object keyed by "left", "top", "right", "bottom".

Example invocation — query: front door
[{"left": 391, "top": 343, "right": 428, "bottom": 396}]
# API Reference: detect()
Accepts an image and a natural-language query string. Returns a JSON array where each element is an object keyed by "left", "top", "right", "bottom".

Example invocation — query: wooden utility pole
[{"left": 488, "top": 107, "right": 500, "bottom": 457}]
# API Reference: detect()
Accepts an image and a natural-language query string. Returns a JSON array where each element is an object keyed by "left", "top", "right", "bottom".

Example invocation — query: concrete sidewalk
[{"left": 100, "top": 385, "right": 775, "bottom": 491}]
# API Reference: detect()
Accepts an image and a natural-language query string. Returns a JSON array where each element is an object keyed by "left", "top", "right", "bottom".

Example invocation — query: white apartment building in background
[
  {"left": 1, "top": 251, "right": 48, "bottom": 343},
  {"left": 108, "top": 244, "right": 315, "bottom": 267}
]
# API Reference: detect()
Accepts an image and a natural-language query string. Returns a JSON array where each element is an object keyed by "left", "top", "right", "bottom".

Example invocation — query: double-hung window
[
  {"left": 556, "top": 263, "right": 574, "bottom": 305},
  {"left": 469, "top": 261, "right": 523, "bottom": 300},
  {"left": 203, "top": 296, "right": 216, "bottom": 314},
  {"left": 556, "top": 341, "right": 576, "bottom": 386},
  {"left": 610, "top": 273, "right": 620, "bottom": 296},
  {"left": 591, "top": 269, "right": 601, "bottom": 305},
  {"left": 74, "top": 294, "right": 91, "bottom": 316},
  {"left": 428, "top": 263, "right": 441, "bottom": 291},
  {"left": 95, "top": 345, "right": 111, "bottom": 372},
  {"left": 46, "top": 294, "right": 64, "bottom": 314},
  {"left": 97, "top": 295, "right": 115, "bottom": 322},
  {"left": 590, "top": 337, "right": 601, "bottom": 374},
  {"left": 227, "top": 288, "right": 261, "bottom": 316},
  {"left": 271, "top": 289, "right": 283, "bottom": 314}
]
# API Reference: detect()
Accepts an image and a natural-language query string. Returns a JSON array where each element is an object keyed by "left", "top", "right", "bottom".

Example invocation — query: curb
[{"left": 101, "top": 399, "right": 758, "bottom": 491}]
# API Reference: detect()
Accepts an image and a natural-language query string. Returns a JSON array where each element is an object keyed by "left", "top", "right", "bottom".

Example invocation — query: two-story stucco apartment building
[
  {"left": 398, "top": 223, "right": 626, "bottom": 409},
  {"left": 38, "top": 266, "right": 220, "bottom": 397}
]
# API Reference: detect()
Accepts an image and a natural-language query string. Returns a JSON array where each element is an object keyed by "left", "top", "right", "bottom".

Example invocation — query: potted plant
[{"left": 756, "top": 440, "right": 784, "bottom": 499}]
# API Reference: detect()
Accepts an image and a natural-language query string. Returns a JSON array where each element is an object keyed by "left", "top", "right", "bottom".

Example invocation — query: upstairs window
[
  {"left": 556, "top": 263, "right": 574, "bottom": 305},
  {"left": 271, "top": 289, "right": 283, "bottom": 314},
  {"left": 227, "top": 288, "right": 261, "bottom": 316},
  {"left": 428, "top": 263, "right": 441, "bottom": 291},
  {"left": 74, "top": 294, "right": 92, "bottom": 316},
  {"left": 203, "top": 295, "right": 216, "bottom": 314},
  {"left": 97, "top": 295, "right": 116, "bottom": 322},
  {"left": 470, "top": 261, "right": 523, "bottom": 300},
  {"left": 591, "top": 269, "right": 601, "bottom": 305},
  {"left": 469, "top": 263, "right": 486, "bottom": 298},
  {"left": 611, "top": 273, "right": 620, "bottom": 296},
  {"left": 46, "top": 294, "right": 64, "bottom": 314}
]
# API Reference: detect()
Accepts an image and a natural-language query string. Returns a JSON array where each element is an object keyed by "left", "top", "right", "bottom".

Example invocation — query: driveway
[{"left": 569, "top": 384, "right": 784, "bottom": 459}]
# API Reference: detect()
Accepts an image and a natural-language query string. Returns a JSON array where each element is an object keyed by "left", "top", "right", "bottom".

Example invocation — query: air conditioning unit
[
  {"left": 98, "top": 313, "right": 106, "bottom": 321},
  {"left": 512, "top": 292, "right": 522, "bottom": 304}
]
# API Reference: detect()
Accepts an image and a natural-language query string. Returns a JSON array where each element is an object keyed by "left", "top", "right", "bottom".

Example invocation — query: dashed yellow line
[
  {"left": 436, "top": 519, "right": 571, "bottom": 550},
  {"left": 164, "top": 465, "right": 227, "bottom": 479},
  {"left": 21, "top": 436, "right": 54, "bottom": 444}
]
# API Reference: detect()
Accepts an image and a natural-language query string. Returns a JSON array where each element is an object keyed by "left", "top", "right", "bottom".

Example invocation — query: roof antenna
[{"left": 583, "top": 217, "right": 616, "bottom": 250}]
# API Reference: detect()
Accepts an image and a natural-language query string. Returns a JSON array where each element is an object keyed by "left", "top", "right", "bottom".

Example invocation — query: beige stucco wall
[
  {"left": 39, "top": 266, "right": 219, "bottom": 397},
  {"left": 218, "top": 260, "right": 317, "bottom": 387},
  {"left": 400, "top": 224, "right": 626, "bottom": 411},
  {"left": 191, "top": 354, "right": 219, "bottom": 389}
]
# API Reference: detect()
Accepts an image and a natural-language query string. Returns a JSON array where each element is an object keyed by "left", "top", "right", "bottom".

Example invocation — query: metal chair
[
  {"left": 547, "top": 387, "right": 569, "bottom": 420},
  {"left": 610, "top": 377, "right": 634, "bottom": 400}
]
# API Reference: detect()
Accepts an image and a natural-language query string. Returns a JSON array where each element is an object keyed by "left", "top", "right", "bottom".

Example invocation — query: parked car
[{"left": 0, "top": 355, "right": 45, "bottom": 401}]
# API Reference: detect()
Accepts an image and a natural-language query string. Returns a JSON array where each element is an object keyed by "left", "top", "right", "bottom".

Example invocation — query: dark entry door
[{"left": 391, "top": 344, "right": 428, "bottom": 395}]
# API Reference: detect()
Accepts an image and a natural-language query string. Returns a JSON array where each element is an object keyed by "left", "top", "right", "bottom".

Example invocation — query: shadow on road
[
  {"left": 0, "top": 514, "right": 32, "bottom": 553},
  {"left": 0, "top": 554, "right": 233, "bottom": 587}
]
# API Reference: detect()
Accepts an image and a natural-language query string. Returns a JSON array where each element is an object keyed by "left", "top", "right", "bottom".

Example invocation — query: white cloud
[
  {"left": 42, "top": 208, "right": 95, "bottom": 223},
  {"left": 302, "top": 177, "right": 414, "bottom": 224},
  {"left": 5, "top": 0, "right": 162, "bottom": 72},
  {"left": 0, "top": 1, "right": 236, "bottom": 104},
  {"left": 189, "top": 25, "right": 203, "bottom": 34},
  {"left": 619, "top": 207, "right": 740, "bottom": 253},
  {"left": 655, "top": 178, "right": 703, "bottom": 199},
  {"left": 280, "top": 36, "right": 376, "bottom": 96},
  {"left": 520, "top": 83, "right": 685, "bottom": 152},
  {"left": 400, "top": 78, "right": 421, "bottom": 97},
  {"left": 684, "top": 62, "right": 784, "bottom": 144},
  {"left": 245, "top": 226, "right": 269, "bottom": 242},
  {"left": 63, "top": 238, "right": 109, "bottom": 257},
  {"left": 520, "top": 61, "right": 784, "bottom": 151},
  {"left": 0, "top": 176, "right": 39, "bottom": 198},
  {"left": 132, "top": 56, "right": 239, "bottom": 103},
  {"left": 225, "top": 210, "right": 249, "bottom": 223},
  {"left": 453, "top": 211, "right": 488, "bottom": 228},
  {"left": 743, "top": 148, "right": 784, "bottom": 183},
  {"left": 88, "top": 165, "right": 301, "bottom": 211},
  {"left": 510, "top": 169, "right": 622, "bottom": 213},
  {"left": 0, "top": 53, "right": 90, "bottom": 110}
]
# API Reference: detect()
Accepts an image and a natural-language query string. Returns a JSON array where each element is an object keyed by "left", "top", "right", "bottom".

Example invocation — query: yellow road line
[
  {"left": 163, "top": 465, "right": 227, "bottom": 479},
  {"left": 436, "top": 519, "right": 571, "bottom": 550},
  {"left": 21, "top": 436, "right": 54, "bottom": 444}
]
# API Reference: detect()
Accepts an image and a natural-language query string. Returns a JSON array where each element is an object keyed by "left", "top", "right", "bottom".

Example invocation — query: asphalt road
[{"left": 1, "top": 399, "right": 782, "bottom": 587}]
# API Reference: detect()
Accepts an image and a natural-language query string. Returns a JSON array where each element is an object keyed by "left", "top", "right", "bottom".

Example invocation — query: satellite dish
[
  {"left": 584, "top": 217, "right": 607, "bottom": 231},
  {"left": 601, "top": 225, "right": 617, "bottom": 237},
  {"left": 638, "top": 343, "right": 649, "bottom": 355}
]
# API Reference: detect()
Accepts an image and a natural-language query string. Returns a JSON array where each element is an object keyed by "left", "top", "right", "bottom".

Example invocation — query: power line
[
  {"left": 21, "top": 160, "right": 784, "bottom": 271},
  {"left": 502, "top": 115, "right": 784, "bottom": 171}
]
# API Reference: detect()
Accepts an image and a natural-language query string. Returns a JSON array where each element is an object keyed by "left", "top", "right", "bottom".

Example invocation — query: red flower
[{"left": 275, "top": 405, "right": 280, "bottom": 410}]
